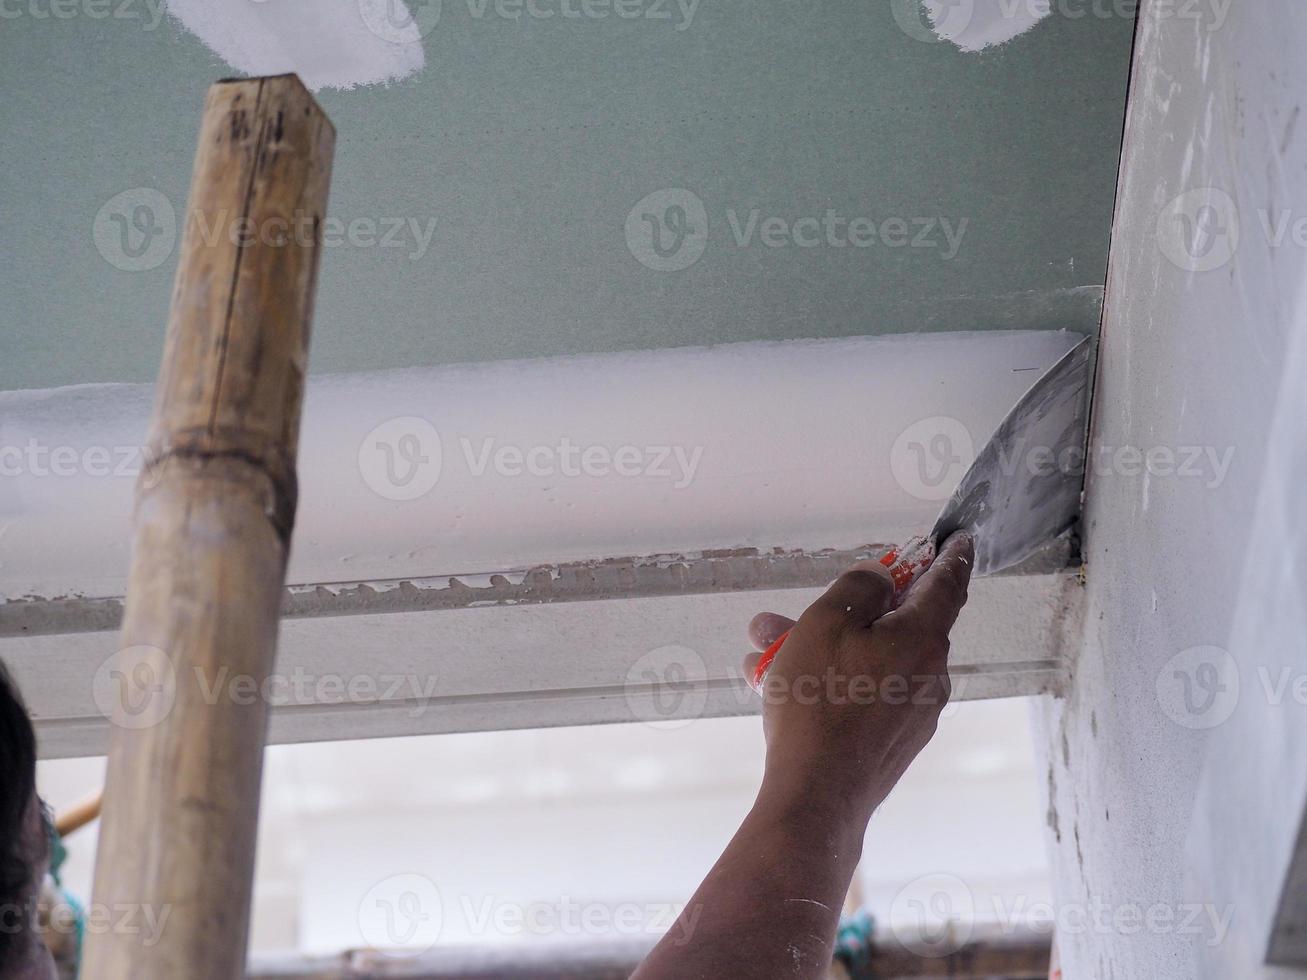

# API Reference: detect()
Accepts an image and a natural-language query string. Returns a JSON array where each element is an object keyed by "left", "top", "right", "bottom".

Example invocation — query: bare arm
[{"left": 631, "top": 532, "right": 974, "bottom": 980}]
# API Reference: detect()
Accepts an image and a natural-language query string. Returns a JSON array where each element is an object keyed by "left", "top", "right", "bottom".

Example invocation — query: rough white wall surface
[{"left": 1032, "top": 2, "right": 1307, "bottom": 978}]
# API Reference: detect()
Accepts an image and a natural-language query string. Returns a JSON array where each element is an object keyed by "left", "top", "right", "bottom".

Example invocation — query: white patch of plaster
[
  {"left": 164, "top": 0, "right": 427, "bottom": 91},
  {"left": 922, "top": 0, "right": 1052, "bottom": 53}
]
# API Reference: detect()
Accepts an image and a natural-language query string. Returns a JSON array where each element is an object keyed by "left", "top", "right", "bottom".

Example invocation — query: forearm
[
  {"left": 635, "top": 535, "right": 972, "bottom": 978},
  {"left": 632, "top": 779, "right": 868, "bottom": 980}
]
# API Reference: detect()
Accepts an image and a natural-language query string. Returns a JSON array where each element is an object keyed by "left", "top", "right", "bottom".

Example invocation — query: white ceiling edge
[
  {"left": 0, "top": 330, "right": 1086, "bottom": 602},
  {"left": 11, "top": 572, "right": 1082, "bottom": 760}
]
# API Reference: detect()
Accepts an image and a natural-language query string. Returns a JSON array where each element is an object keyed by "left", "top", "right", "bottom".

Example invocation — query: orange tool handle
[{"left": 748, "top": 540, "right": 935, "bottom": 692}]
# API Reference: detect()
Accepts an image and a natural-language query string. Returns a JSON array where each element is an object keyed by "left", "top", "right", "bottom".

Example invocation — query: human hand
[{"left": 743, "top": 532, "right": 974, "bottom": 821}]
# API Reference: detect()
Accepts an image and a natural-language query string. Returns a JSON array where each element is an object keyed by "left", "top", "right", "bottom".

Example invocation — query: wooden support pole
[{"left": 83, "top": 75, "right": 334, "bottom": 980}]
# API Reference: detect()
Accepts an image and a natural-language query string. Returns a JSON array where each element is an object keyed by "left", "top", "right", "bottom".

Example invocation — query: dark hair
[{"left": 0, "top": 660, "right": 39, "bottom": 967}]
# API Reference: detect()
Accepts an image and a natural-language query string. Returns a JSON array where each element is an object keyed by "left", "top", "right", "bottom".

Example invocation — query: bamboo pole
[
  {"left": 83, "top": 74, "right": 334, "bottom": 980},
  {"left": 53, "top": 789, "right": 102, "bottom": 838}
]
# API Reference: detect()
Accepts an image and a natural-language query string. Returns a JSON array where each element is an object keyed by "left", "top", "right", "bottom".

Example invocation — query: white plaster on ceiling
[
  {"left": 923, "top": 0, "right": 1053, "bottom": 52},
  {"left": 163, "top": 0, "right": 427, "bottom": 90}
]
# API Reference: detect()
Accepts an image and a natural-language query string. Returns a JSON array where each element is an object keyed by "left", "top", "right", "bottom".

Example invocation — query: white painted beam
[
  {"left": 2, "top": 331, "right": 1088, "bottom": 758},
  {"left": 1, "top": 331, "right": 1084, "bottom": 601},
  {"left": 7, "top": 569, "right": 1080, "bottom": 760}
]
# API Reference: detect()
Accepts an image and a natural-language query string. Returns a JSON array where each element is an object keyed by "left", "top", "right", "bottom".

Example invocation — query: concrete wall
[{"left": 1033, "top": 1, "right": 1307, "bottom": 977}]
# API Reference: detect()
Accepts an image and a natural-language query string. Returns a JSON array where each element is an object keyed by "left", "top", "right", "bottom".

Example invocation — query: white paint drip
[
  {"left": 922, "top": 0, "right": 1052, "bottom": 53},
  {"left": 164, "top": 0, "right": 427, "bottom": 91}
]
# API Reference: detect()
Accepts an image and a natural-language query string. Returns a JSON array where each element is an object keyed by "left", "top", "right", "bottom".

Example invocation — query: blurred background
[{"left": 38, "top": 698, "right": 1049, "bottom": 957}]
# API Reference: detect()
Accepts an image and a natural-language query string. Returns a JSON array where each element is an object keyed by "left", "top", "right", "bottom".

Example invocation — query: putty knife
[
  {"left": 751, "top": 335, "right": 1093, "bottom": 687},
  {"left": 893, "top": 333, "right": 1094, "bottom": 581}
]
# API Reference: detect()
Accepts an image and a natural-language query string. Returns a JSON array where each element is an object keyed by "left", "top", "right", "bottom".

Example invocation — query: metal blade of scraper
[
  {"left": 930, "top": 335, "right": 1093, "bottom": 576},
  {"left": 749, "top": 336, "right": 1093, "bottom": 692}
]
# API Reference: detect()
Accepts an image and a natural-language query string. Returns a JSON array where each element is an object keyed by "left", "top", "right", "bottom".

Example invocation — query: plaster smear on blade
[
  {"left": 922, "top": 0, "right": 1052, "bottom": 53},
  {"left": 164, "top": 0, "right": 427, "bottom": 91}
]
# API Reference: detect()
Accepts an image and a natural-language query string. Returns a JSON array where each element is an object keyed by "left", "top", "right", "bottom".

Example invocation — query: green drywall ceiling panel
[{"left": 0, "top": 4, "right": 1134, "bottom": 390}]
